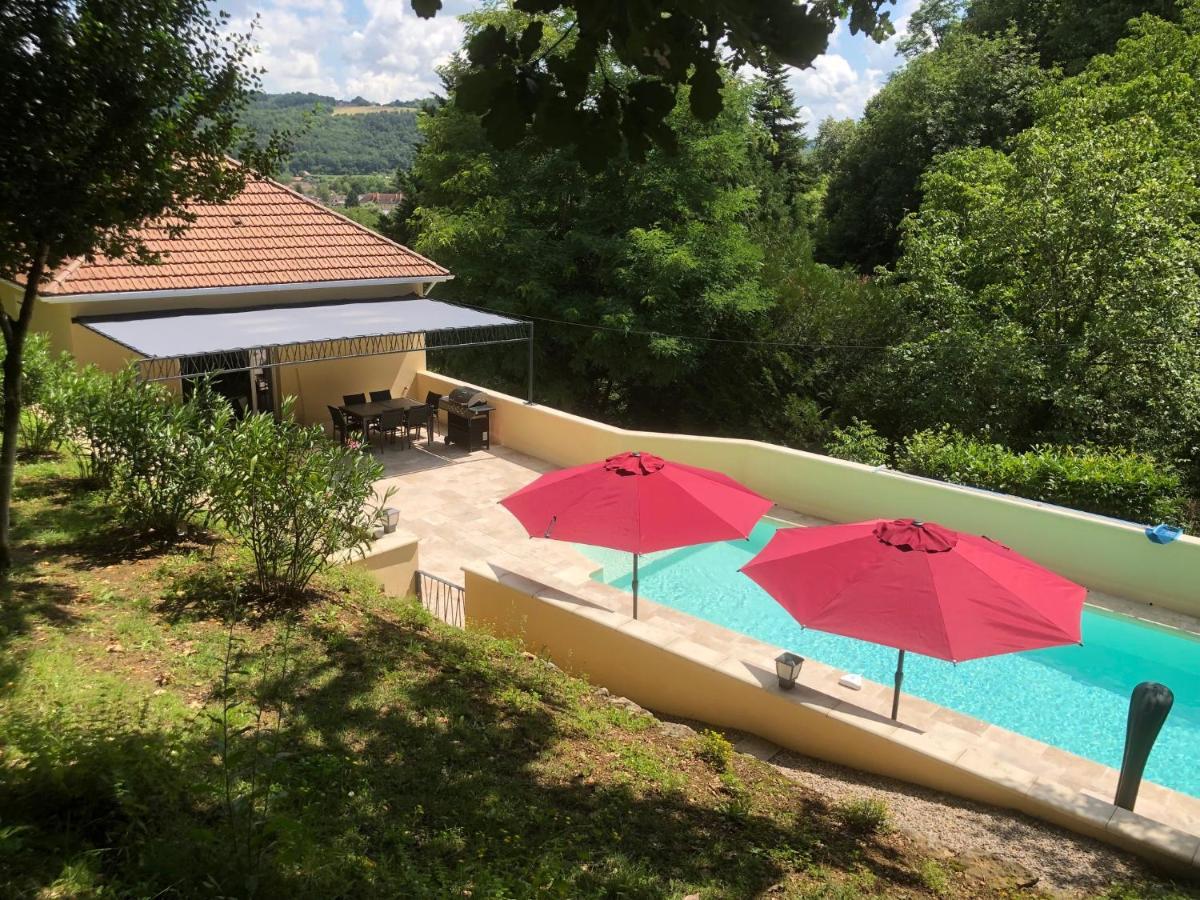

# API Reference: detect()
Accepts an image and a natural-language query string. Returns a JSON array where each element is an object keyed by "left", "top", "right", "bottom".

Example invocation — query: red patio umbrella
[
  {"left": 740, "top": 518, "right": 1085, "bottom": 719},
  {"left": 500, "top": 451, "right": 772, "bottom": 618}
]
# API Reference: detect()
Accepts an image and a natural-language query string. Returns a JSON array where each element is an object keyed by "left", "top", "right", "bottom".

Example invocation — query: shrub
[
  {"left": 896, "top": 428, "right": 1189, "bottom": 525},
  {"left": 211, "top": 399, "right": 388, "bottom": 598},
  {"left": 824, "top": 418, "right": 891, "bottom": 467},
  {"left": 106, "top": 379, "right": 231, "bottom": 537},
  {"left": 59, "top": 364, "right": 135, "bottom": 485},
  {"left": 834, "top": 797, "right": 890, "bottom": 835},
  {"left": 694, "top": 728, "right": 735, "bottom": 773},
  {"left": 3, "top": 334, "right": 72, "bottom": 457}
]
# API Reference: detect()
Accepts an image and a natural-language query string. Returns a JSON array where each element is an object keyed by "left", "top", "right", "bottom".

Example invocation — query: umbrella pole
[
  {"left": 632, "top": 553, "right": 639, "bottom": 620},
  {"left": 891, "top": 649, "right": 905, "bottom": 720}
]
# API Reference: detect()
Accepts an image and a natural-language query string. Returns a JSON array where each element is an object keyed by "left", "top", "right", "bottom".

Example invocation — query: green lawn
[{"left": 0, "top": 456, "right": 1192, "bottom": 898}]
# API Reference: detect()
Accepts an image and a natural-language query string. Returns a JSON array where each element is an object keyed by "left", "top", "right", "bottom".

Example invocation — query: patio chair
[
  {"left": 403, "top": 403, "right": 431, "bottom": 447},
  {"left": 376, "top": 409, "right": 407, "bottom": 447},
  {"left": 369, "top": 389, "right": 392, "bottom": 402},
  {"left": 328, "top": 405, "right": 363, "bottom": 445},
  {"left": 424, "top": 391, "right": 443, "bottom": 435},
  {"left": 343, "top": 392, "right": 367, "bottom": 407}
]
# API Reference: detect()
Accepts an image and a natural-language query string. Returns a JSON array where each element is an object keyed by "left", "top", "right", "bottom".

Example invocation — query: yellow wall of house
[
  {"left": 463, "top": 566, "right": 1200, "bottom": 873},
  {"left": 417, "top": 370, "right": 1200, "bottom": 618},
  {"left": 0, "top": 287, "right": 76, "bottom": 356},
  {"left": 276, "top": 347, "right": 427, "bottom": 428},
  {"left": 16, "top": 282, "right": 434, "bottom": 420}
]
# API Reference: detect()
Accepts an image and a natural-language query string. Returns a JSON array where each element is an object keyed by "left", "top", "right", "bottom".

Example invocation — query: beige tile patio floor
[{"left": 371, "top": 441, "right": 1200, "bottom": 844}]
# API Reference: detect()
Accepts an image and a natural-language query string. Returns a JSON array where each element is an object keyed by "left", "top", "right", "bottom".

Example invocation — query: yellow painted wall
[
  {"left": 345, "top": 530, "right": 420, "bottom": 598},
  {"left": 20, "top": 283, "right": 434, "bottom": 424},
  {"left": 1, "top": 286, "right": 75, "bottom": 356},
  {"left": 417, "top": 370, "right": 1200, "bottom": 618},
  {"left": 276, "top": 346, "right": 427, "bottom": 428},
  {"left": 464, "top": 566, "right": 1200, "bottom": 873}
]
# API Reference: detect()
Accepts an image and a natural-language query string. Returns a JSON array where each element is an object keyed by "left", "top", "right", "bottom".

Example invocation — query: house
[
  {"left": 360, "top": 192, "right": 404, "bottom": 212},
  {"left": 1, "top": 176, "right": 529, "bottom": 426}
]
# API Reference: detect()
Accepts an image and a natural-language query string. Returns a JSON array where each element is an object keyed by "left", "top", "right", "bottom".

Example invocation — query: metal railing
[{"left": 416, "top": 570, "right": 465, "bottom": 627}]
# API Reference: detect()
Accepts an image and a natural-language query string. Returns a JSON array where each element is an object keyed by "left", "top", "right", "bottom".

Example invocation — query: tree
[
  {"left": 390, "top": 9, "right": 771, "bottom": 429},
  {"left": 897, "top": 0, "right": 965, "bottom": 58},
  {"left": 964, "top": 0, "right": 1179, "bottom": 74},
  {"left": 0, "top": 0, "right": 283, "bottom": 569},
  {"left": 862, "top": 7, "right": 1200, "bottom": 471},
  {"left": 406, "top": 0, "right": 894, "bottom": 168},
  {"left": 809, "top": 117, "right": 858, "bottom": 175},
  {"left": 816, "top": 27, "right": 1048, "bottom": 270},
  {"left": 749, "top": 60, "right": 815, "bottom": 234}
]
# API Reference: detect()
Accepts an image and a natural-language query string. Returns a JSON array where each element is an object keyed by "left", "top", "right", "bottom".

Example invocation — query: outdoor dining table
[{"left": 340, "top": 397, "right": 434, "bottom": 449}]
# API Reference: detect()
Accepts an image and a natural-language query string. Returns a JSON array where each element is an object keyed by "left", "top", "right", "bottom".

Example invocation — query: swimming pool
[{"left": 577, "top": 520, "right": 1200, "bottom": 798}]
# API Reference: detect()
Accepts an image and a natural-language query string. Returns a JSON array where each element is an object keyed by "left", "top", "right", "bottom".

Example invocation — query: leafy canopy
[
  {"left": 391, "top": 9, "right": 781, "bottom": 428},
  {"left": 868, "top": 7, "right": 1200, "bottom": 469},
  {"left": 407, "top": 0, "right": 894, "bottom": 168}
]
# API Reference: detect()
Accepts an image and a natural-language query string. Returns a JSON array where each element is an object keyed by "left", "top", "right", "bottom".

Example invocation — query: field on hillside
[{"left": 332, "top": 105, "right": 420, "bottom": 115}]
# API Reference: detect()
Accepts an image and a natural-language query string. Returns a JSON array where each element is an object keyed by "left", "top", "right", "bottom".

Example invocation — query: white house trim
[{"left": 16, "top": 274, "right": 453, "bottom": 305}]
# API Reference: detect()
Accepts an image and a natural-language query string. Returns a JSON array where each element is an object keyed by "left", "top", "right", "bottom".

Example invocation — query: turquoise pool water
[{"left": 577, "top": 520, "right": 1200, "bottom": 798}]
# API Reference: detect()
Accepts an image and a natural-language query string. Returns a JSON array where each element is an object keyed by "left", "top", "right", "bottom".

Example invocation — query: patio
[{"left": 371, "top": 439, "right": 1200, "bottom": 851}]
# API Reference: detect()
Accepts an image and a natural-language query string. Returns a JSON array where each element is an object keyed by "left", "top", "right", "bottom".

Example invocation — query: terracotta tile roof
[{"left": 39, "top": 178, "right": 450, "bottom": 296}]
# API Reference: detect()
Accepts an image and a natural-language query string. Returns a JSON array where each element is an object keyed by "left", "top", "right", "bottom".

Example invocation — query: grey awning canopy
[{"left": 76, "top": 297, "right": 531, "bottom": 382}]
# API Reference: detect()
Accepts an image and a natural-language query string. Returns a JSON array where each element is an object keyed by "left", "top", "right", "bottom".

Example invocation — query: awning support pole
[{"left": 526, "top": 322, "right": 535, "bottom": 406}]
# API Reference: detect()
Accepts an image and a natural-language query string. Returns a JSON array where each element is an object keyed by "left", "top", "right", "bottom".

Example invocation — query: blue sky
[{"left": 223, "top": 0, "right": 921, "bottom": 134}]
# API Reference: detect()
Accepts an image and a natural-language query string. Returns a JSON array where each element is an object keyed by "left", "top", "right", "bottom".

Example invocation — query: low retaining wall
[
  {"left": 463, "top": 564, "right": 1200, "bottom": 875},
  {"left": 416, "top": 370, "right": 1200, "bottom": 619},
  {"left": 343, "top": 530, "right": 420, "bottom": 597}
]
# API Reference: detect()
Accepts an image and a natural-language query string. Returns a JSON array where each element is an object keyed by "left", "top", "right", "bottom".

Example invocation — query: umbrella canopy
[
  {"left": 501, "top": 451, "right": 772, "bottom": 617},
  {"left": 740, "top": 518, "right": 1086, "bottom": 718}
]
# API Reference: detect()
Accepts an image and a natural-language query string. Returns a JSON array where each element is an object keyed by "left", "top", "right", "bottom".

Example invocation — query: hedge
[{"left": 826, "top": 423, "right": 1190, "bottom": 526}]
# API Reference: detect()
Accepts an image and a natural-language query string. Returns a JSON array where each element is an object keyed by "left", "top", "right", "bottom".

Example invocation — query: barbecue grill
[{"left": 439, "top": 386, "right": 493, "bottom": 451}]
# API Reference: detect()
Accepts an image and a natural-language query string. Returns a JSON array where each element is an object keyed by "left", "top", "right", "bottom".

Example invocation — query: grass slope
[{"left": 0, "top": 456, "right": 1193, "bottom": 898}]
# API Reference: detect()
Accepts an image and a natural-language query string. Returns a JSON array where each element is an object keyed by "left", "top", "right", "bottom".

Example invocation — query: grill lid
[{"left": 447, "top": 386, "right": 487, "bottom": 407}]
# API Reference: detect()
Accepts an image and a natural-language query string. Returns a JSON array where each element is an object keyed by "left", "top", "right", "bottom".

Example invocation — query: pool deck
[{"left": 373, "top": 442, "right": 1200, "bottom": 853}]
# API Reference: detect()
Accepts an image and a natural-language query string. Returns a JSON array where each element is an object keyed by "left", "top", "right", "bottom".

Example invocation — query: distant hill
[{"left": 241, "top": 92, "right": 435, "bottom": 175}]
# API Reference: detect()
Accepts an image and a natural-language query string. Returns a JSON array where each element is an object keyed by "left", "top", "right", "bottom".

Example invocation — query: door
[{"left": 181, "top": 350, "right": 276, "bottom": 418}]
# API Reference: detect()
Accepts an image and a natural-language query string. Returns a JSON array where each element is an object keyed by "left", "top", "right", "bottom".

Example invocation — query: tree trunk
[{"left": 0, "top": 245, "right": 48, "bottom": 572}]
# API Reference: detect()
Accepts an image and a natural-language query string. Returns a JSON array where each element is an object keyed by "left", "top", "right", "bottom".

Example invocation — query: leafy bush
[
  {"left": 211, "top": 399, "right": 388, "bottom": 598},
  {"left": 55, "top": 366, "right": 229, "bottom": 536},
  {"left": 694, "top": 728, "right": 735, "bottom": 773},
  {"left": 58, "top": 364, "right": 133, "bottom": 485},
  {"left": 107, "top": 380, "right": 231, "bottom": 537},
  {"left": 896, "top": 429, "right": 1189, "bottom": 525},
  {"left": 824, "top": 419, "right": 891, "bottom": 467},
  {"left": 2, "top": 334, "right": 72, "bottom": 457},
  {"left": 834, "top": 797, "right": 890, "bottom": 835}
]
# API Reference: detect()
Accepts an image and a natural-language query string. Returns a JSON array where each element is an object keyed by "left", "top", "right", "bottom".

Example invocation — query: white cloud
[
  {"left": 789, "top": 53, "right": 886, "bottom": 130},
  {"left": 222, "top": 0, "right": 465, "bottom": 101},
  {"left": 786, "top": 0, "right": 923, "bottom": 133}
]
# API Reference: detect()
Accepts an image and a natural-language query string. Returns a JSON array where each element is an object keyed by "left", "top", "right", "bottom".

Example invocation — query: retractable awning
[{"left": 75, "top": 297, "right": 532, "bottom": 385}]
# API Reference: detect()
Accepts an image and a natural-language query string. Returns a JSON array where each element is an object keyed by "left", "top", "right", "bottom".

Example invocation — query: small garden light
[
  {"left": 775, "top": 652, "right": 804, "bottom": 690},
  {"left": 383, "top": 507, "right": 400, "bottom": 534}
]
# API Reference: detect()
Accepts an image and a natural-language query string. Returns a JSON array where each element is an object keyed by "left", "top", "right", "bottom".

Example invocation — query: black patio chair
[
  {"left": 328, "top": 405, "right": 363, "bottom": 445},
  {"left": 369, "top": 389, "right": 392, "bottom": 402},
  {"left": 424, "top": 391, "right": 443, "bottom": 435},
  {"left": 376, "top": 409, "right": 407, "bottom": 447},
  {"left": 403, "top": 404, "right": 431, "bottom": 447},
  {"left": 343, "top": 392, "right": 367, "bottom": 407}
]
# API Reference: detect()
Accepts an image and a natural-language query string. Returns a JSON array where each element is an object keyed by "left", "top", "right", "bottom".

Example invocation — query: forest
[
  {"left": 384, "top": 0, "right": 1200, "bottom": 525},
  {"left": 240, "top": 92, "right": 425, "bottom": 175}
]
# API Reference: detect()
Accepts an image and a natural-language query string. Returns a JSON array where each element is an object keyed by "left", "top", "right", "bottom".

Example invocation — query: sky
[{"left": 221, "top": 0, "right": 922, "bottom": 134}]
